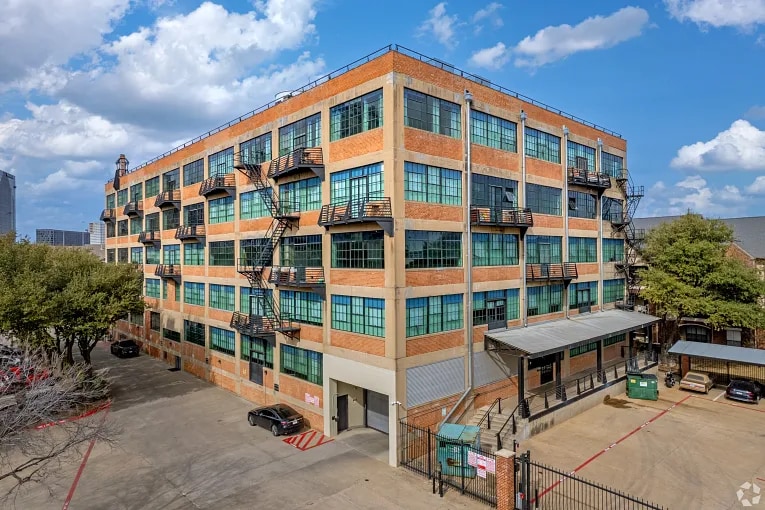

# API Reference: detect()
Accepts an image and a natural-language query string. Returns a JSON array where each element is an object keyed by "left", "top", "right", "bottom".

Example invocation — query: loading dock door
[{"left": 365, "top": 390, "right": 389, "bottom": 434}]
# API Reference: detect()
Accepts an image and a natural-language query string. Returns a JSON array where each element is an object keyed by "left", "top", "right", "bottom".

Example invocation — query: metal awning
[
  {"left": 485, "top": 309, "right": 660, "bottom": 359},
  {"left": 668, "top": 340, "right": 765, "bottom": 367}
]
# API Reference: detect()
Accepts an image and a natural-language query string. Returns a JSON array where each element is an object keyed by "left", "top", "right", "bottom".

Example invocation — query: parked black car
[
  {"left": 110, "top": 340, "right": 140, "bottom": 358},
  {"left": 247, "top": 404, "right": 304, "bottom": 436},
  {"left": 726, "top": 379, "right": 762, "bottom": 403}
]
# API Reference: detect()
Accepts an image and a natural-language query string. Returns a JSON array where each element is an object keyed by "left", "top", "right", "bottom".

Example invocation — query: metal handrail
[
  {"left": 495, "top": 403, "right": 521, "bottom": 451},
  {"left": 476, "top": 397, "right": 501, "bottom": 430}
]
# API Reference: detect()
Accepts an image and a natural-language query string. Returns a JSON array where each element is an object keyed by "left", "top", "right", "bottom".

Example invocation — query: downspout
[
  {"left": 562, "top": 126, "right": 570, "bottom": 319},
  {"left": 597, "top": 138, "right": 604, "bottom": 312},
  {"left": 521, "top": 110, "right": 528, "bottom": 327}
]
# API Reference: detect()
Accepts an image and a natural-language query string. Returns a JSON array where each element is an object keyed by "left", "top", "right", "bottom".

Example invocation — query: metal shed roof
[
  {"left": 485, "top": 310, "right": 660, "bottom": 359},
  {"left": 668, "top": 340, "right": 765, "bottom": 366}
]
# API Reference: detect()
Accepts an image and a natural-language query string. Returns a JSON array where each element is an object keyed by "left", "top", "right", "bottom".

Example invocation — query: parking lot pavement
[
  {"left": 521, "top": 385, "right": 765, "bottom": 509},
  {"left": 13, "top": 346, "right": 484, "bottom": 510}
]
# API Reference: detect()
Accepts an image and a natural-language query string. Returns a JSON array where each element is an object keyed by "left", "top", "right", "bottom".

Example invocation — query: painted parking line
[
  {"left": 283, "top": 429, "right": 333, "bottom": 451},
  {"left": 694, "top": 395, "right": 765, "bottom": 413},
  {"left": 61, "top": 403, "right": 111, "bottom": 510},
  {"left": 713, "top": 391, "right": 725, "bottom": 401}
]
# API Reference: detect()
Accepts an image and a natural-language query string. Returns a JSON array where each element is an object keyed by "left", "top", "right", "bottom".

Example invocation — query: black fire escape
[{"left": 609, "top": 168, "right": 645, "bottom": 309}]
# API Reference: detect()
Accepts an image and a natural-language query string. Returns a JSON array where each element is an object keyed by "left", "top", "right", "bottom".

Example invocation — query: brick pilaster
[{"left": 495, "top": 448, "right": 516, "bottom": 510}]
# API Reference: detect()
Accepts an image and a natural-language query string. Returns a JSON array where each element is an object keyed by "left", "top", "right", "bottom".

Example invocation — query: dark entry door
[
  {"left": 174, "top": 355, "right": 181, "bottom": 371},
  {"left": 336, "top": 394, "right": 349, "bottom": 432},
  {"left": 540, "top": 364, "right": 554, "bottom": 384}
]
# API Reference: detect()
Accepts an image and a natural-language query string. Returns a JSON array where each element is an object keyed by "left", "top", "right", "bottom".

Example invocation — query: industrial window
[
  {"left": 405, "top": 230, "right": 462, "bottom": 269},
  {"left": 117, "top": 189, "right": 128, "bottom": 206},
  {"left": 162, "top": 328, "right": 180, "bottom": 342},
  {"left": 602, "top": 152, "right": 624, "bottom": 178},
  {"left": 526, "top": 183, "right": 562, "bottom": 216},
  {"left": 130, "top": 247, "right": 143, "bottom": 264},
  {"left": 130, "top": 183, "right": 143, "bottom": 202},
  {"left": 473, "top": 289, "right": 520, "bottom": 326},
  {"left": 240, "top": 238, "right": 272, "bottom": 266},
  {"left": 568, "top": 191, "right": 596, "bottom": 219},
  {"left": 145, "top": 278, "right": 161, "bottom": 298},
  {"left": 472, "top": 233, "right": 519, "bottom": 266},
  {"left": 175, "top": 281, "right": 180, "bottom": 301},
  {"left": 117, "top": 220, "right": 128, "bottom": 236},
  {"left": 163, "top": 168, "right": 180, "bottom": 191},
  {"left": 145, "top": 212, "right": 160, "bottom": 232},
  {"left": 208, "top": 196, "right": 234, "bottom": 224},
  {"left": 331, "top": 295, "right": 385, "bottom": 337},
  {"left": 163, "top": 245, "right": 180, "bottom": 265},
  {"left": 209, "top": 327, "right": 235, "bottom": 356},
  {"left": 568, "top": 237, "right": 597, "bottom": 263},
  {"left": 686, "top": 326, "right": 711, "bottom": 343},
  {"left": 526, "top": 285, "right": 564, "bottom": 316},
  {"left": 331, "top": 231, "right": 384, "bottom": 269},
  {"left": 567, "top": 141, "right": 596, "bottom": 171},
  {"left": 471, "top": 110, "right": 517, "bottom": 152},
  {"left": 403, "top": 162, "right": 461, "bottom": 205},
  {"left": 209, "top": 284, "right": 235, "bottom": 311},
  {"left": 145, "top": 177, "right": 159, "bottom": 197},
  {"left": 130, "top": 217, "right": 142, "bottom": 235},
  {"left": 209, "top": 241, "right": 234, "bottom": 266},
  {"left": 403, "top": 88, "right": 461, "bottom": 138},
  {"left": 183, "top": 243, "right": 205, "bottom": 265},
  {"left": 183, "top": 159, "right": 204, "bottom": 186},
  {"left": 570, "top": 341, "right": 598, "bottom": 358},
  {"left": 241, "top": 335, "right": 273, "bottom": 367},
  {"left": 604, "top": 333, "right": 626, "bottom": 346},
  {"left": 240, "top": 287, "right": 272, "bottom": 315},
  {"left": 280, "top": 344, "right": 322, "bottom": 385},
  {"left": 279, "top": 113, "right": 321, "bottom": 156},
  {"left": 184, "top": 320, "right": 206, "bottom": 347},
  {"left": 471, "top": 174, "right": 517, "bottom": 208},
  {"left": 281, "top": 235, "right": 322, "bottom": 267},
  {"left": 106, "top": 223, "right": 115, "bottom": 239},
  {"left": 330, "top": 89, "right": 383, "bottom": 141},
  {"left": 603, "top": 279, "right": 625, "bottom": 304},
  {"left": 183, "top": 203, "right": 205, "bottom": 225},
  {"left": 569, "top": 281, "right": 598, "bottom": 310},
  {"left": 208, "top": 147, "right": 234, "bottom": 177},
  {"left": 524, "top": 127, "right": 561, "bottom": 164},
  {"left": 526, "top": 236, "right": 563, "bottom": 264},
  {"left": 280, "top": 290, "right": 323, "bottom": 325},
  {"left": 330, "top": 163, "right": 383, "bottom": 204},
  {"left": 184, "top": 282, "right": 205, "bottom": 306},
  {"left": 240, "top": 189, "right": 272, "bottom": 219},
  {"left": 129, "top": 313, "right": 143, "bottom": 326},
  {"left": 602, "top": 197, "right": 624, "bottom": 223},
  {"left": 146, "top": 245, "right": 160, "bottom": 265},
  {"left": 150, "top": 312, "right": 160, "bottom": 332},
  {"left": 117, "top": 248, "right": 128, "bottom": 263},
  {"left": 162, "top": 280, "right": 167, "bottom": 299},
  {"left": 405, "top": 294, "right": 464, "bottom": 337},
  {"left": 603, "top": 238, "right": 625, "bottom": 263},
  {"left": 106, "top": 249, "right": 115, "bottom": 263},
  {"left": 106, "top": 193, "right": 116, "bottom": 209},
  {"left": 240, "top": 132, "right": 272, "bottom": 165},
  {"left": 279, "top": 177, "right": 321, "bottom": 212}
]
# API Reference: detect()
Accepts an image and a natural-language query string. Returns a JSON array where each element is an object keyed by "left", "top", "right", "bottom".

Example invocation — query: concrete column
[{"left": 495, "top": 449, "right": 516, "bottom": 510}]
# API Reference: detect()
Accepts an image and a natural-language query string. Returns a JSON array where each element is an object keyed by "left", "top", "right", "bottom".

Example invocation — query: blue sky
[{"left": 1, "top": 0, "right": 764, "bottom": 239}]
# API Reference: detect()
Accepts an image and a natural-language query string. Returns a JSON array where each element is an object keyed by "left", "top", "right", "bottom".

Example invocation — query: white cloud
[
  {"left": 745, "top": 105, "right": 765, "bottom": 119},
  {"left": 26, "top": 160, "right": 105, "bottom": 199},
  {"left": 469, "top": 43, "right": 510, "bottom": 70},
  {"left": 746, "top": 176, "right": 765, "bottom": 194},
  {"left": 473, "top": 2, "right": 503, "bottom": 33},
  {"left": 513, "top": 7, "right": 650, "bottom": 69},
  {"left": 664, "top": 0, "right": 765, "bottom": 29},
  {"left": 641, "top": 175, "right": 750, "bottom": 217},
  {"left": 670, "top": 120, "right": 765, "bottom": 171},
  {"left": 418, "top": 2, "right": 460, "bottom": 49}
]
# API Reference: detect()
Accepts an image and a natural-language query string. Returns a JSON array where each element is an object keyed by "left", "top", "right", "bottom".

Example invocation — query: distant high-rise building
[
  {"left": 36, "top": 229, "right": 90, "bottom": 246},
  {"left": 0, "top": 170, "right": 16, "bottom": 235},
  {"left": 88, "top": 222, "right": 105, "bottom": 245}
]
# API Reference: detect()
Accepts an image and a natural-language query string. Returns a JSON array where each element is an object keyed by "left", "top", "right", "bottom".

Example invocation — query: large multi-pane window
[
  {"left": 279, "top": 113, "right": 321, "bottom": 156},
  {"left": 240, "top": 238, "right": 271, "bottom": 266},
  {"left": 184, "top": 282, "right": 205, "bottom": 306},
  {"left": 145, "top": 278, "right": 161, "bottom": 298},
  {"left": 570, "top": 341, "right": 598, "bottom": 358},
  {"left": 330, "top": 295, "right": 385, "bottom": 337},
  {"left": 208, "top": 196, "right": 234, "bottom": 223},
  {"left": 145, "top": 212, "right": 160, "bottom": 232},
  {"left": 526, "top": 285, "right": 564, "bottom": 316},
  {"left": 403, "top": 162, "right": 461, "bottom": 205},
  {"left": 330, "top": 89, "right": 383, "bottom": 141},
  {"left": 280, "top": 344, "right": 322, "bottom": 385},
  {"left": 472, "top": 233, "right": 519, "bottom": 266},
  {"left": 163, "top": 244, "right": 180, "bottom": 264},
  {"left": 569, "top": 281, "right": 598, "bottom": 310},
  {"left": 526, "top": 236, "right": 563, "bottom": 264},
  {"left": 209, "top": 241, "right": 234, "bottom": 266},
  {"left": 163, "top": 208, "right": 180, "bottom": 230},
  {"left": 526, "top": 184, "right": 562, "bottom": 216},
  {"left": 405, "top": 231, "right": 462, "bottom": 268},
  {"left": 209, "top": 284, "right": 235, "bottom": 311},
  {"left": 331, "top": 231, "right": 384, "bottom": 269},
  {"left": 281, "top": 235, "right": 322, "bottom": 267},
  {"left": 130, "top": 217, "right": 142, "bottom": 235},
  {"left": 525, "top": 127, "right": 561, "bottom": 163},
  {"left": 240, "top": 287, "right": 272, "bottom": 315},
  {"left": 279, "top": 177, "right": 321, "bottom": 212},
  {"left": 163, "top": 328, "right": 181, "bottom": 342},
  {"left": 117, "top": 220, "right": 128, "bottom": 236},
  {"left": 471, "top": 110, "right": 517, "bottom": 152},
  {"left": 106, "top": 223, "right": 115, "bottom": 238},
  {"left": 208, "top": 147, "right": 234, "bottom": 177},
  {"left": 184, "top": 320, "right": 206, "bottom": 347},
  {"left": 281, "top": 291, "right": 322, "bottom": 325},
  {"left": 117, "top": 248, "right": 128, "bottom": 263},
  {"left": 240, "top": 133, "right": 272, "bottom": 165},
  {"left": 183, "top": 203, "right": 205, "bottom": 225},
  {"left": 209, "top": 327, "right": 235, "bottom": 356},
  {"left": 567, "top": 141, "right": 596, "bottom": 171},
  {"left": 150, "top": 312, "right": 160, "bottom": 332},
  {"left": 241, "top": 335, "right": 273, "bottom": 367},
  {"left": 117, "top": 189, "right": 128, "bottom": 206},
  {"left": 145, "top": 177, "right": 159, "bottom": 198},
  {"left": 568, "top": 237, "right": 597, "bottom": 263},
  {"left": 330, "top": 163, "right": 383, "bottom": 204},
  {"left": 240, "top": 190, "right": 272, "bottom": 219},
  {"left": 602, "top": 152, "right": 624, "bottom": 178},
  {"left": 130, "top": 183, "right": 142, "bottom": 202},
  {"left": 106, "top": 194, "right": 116, "bottom": 209},
  {"left": 129, "top": 313, "right": 143, "bottom": 326},
  {"left": 472, "top": 174, "right": 517, "bottom": 208},
  {"left": 473, "top": 289, "right": 520, "bottom": 326},
  {"left": 406, "top": 294, "right": 464, "bottom": 337},
  {"left": 568, "top": 191, "right": 596, "bottom": 219},
  {"left": 603, "top": 279, "right": 625, "bottom": 303},
  {"left": 403, "top": 89, "right": 461, "bottom": 138},
  {"left": 130, "top": 247, "right": 143, "bottom": 264},
  {"left": 183, "top": 243, "right": 205, "bottom": 265},
  {"left": 603, "top": 238, "right": 625, "bottom": 262},
  {"left": 602, "top": 197, "right": 624, "bottom": 223},
  {"left": 183, "top": 159, "right": 204, "bottom": 186},
  {"left": 604, "top": 333, "right": 627, "bottom": 347},
  {"left": 163, "top": 168, "right": 180, "bottom": 191},
  {"left": 106, "top": 249, "right": 115, "bottom": 263},
  {"left": 146, "top": 245, "right": 160, "bottom": 265}
]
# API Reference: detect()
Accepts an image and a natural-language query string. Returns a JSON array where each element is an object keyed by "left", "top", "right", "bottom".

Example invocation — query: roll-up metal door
[{"left": 365, "top": 390, "right": 389, "bottom": 434}]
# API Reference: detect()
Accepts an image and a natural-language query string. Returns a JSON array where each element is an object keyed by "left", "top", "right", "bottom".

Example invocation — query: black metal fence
[
  {"left": 516, "top": 451, "right": 665, "bottom": 509},
  {"left": 399, "top": 420, "right": 497, "bottom": 507},
  {"left": 689, "top": 357, "right": 765, "bottom": 386}
]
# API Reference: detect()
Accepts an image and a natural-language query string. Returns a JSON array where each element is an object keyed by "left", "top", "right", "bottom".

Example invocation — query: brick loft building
[{"left": 103, "top": 45, "right": 657, "bottom": 465}]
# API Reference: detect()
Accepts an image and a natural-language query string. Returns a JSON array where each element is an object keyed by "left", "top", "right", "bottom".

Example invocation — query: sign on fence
[{"left": 468, "top": 450, "right": 496, "bottom": 478}]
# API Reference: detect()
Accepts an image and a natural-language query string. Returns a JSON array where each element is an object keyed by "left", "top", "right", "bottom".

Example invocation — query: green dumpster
[{"left": 626, "top": 373, "right": 659, "bottom": 400}]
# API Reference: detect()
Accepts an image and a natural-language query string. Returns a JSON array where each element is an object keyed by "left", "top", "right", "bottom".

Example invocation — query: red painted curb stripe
[
  {"left": 36, "top": 402, "right": 111, "bottom": 430},
  {"left": 297, "top": 430, "right": 317, "bottom": 450},
  {"left": 61, "top": 403, "right": 111, "bottom": 510}
]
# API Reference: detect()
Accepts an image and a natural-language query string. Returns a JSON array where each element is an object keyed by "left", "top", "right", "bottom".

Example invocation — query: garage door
[{"left": 365, "top": 390, "right": 389, "bottom": 434}]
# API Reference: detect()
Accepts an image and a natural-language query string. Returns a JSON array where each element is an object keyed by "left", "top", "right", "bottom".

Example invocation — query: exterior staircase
[{"left": 466, "top": 397, "right": 520, "bottom": 454}]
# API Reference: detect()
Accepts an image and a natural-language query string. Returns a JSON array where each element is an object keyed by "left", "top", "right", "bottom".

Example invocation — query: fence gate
[{"left": 689, "top": 357, "right": 765, "bottom": 386}]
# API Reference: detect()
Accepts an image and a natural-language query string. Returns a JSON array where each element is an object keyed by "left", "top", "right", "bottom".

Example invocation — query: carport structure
[{"left": 668, "top": 340, "right": 765, "bottom": 385}]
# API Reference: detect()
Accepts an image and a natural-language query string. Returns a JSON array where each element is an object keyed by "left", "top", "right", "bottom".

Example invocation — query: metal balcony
[
  {"left": 268, "top": 266, "right": 325, "bottom": 296},
  {"left": 100, "top": 208, "right": 116, "bottom": 222},
  {"left": 175, "top": 225, "right": 206, "bottom": 242},
  {"left": 138, "top": 231, "right": 161, "bottom": 246},
  {"left": 199, "top": 174, "right": 236, "bottom": 198},
  {"left": 470, "top": 206, "right": 533, "bottom": 232},
  {"left": 124, "top": 201, "right": 143, "bottom": 217},
  {"left": 268, "top": 147, "right": 324, "bottom": 181},
  {"left": 154, "top": 190, "right": 181, "bottom": 209},
  {"left": 604, "top": 212, "right": 631, "bottom": 227},
  {"left": 318, "top": 197, "right": 393, "bottom": 236},
  {"left": 526, "top": 263, "right": 578, "bottom": 282},
  {"left": 154, "top": 264, "right": 181, "bottom": 281},
  {"left": 229, "top": 311, "right": 300, "bottom": 337},
  {"left": 567, "top": 168, "right": 611, "bottom": 191}
]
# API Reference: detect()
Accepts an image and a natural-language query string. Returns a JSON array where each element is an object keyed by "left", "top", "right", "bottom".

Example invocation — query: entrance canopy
[
  {"left": 668, "top": 340, "right": 765, "bottom": 366},
  {"left": 485, "top": 309, "right": 660, "bottom": 359}
]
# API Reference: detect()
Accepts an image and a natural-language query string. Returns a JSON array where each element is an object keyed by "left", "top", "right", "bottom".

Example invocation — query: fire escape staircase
[{"left": 611, "top": 169, "right": 646, "bottom": 309}]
